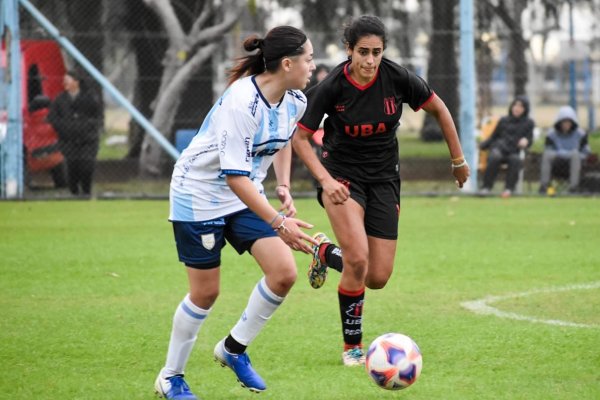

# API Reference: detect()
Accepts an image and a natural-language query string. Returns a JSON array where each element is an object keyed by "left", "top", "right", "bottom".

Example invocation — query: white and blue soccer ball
[{"left": 365, "top": 333, "right": 422, "bottom": 390}]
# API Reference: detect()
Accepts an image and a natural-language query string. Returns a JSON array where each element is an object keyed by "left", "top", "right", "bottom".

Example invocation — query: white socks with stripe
[
  {"left": 162, "top": 294, "right": 210, "bottom": 378},
  {"left": 230, "top": 277, "right": 285, "bottom": 346}
]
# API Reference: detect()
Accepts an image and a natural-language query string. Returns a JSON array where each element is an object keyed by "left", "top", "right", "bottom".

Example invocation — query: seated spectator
[
  {"left": 479, "top": 96, "right": 534, "bottom": 197},
  {"left": 539, "top": 106, "right": 590, "bottom": 194}
]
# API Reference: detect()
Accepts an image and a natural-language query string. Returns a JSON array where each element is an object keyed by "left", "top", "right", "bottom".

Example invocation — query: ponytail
[{"left": 228, "top": 26, "right": 307, "bottom": 86}]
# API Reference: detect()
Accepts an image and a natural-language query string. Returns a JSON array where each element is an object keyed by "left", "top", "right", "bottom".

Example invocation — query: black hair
[
  {"left": 228, "top": 26, "right": 308, "bottom": 85},
  {"left": 315, "top": 64, "right": 330, "bottom": 74},
  {"left": 342, "top": 15, "right": 387, "bottom": 50}
]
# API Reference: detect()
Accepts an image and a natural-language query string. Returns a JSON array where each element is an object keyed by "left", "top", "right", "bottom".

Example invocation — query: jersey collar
[
  {"left": 343, "top": 62, "right": 379, "bottom": 91},
  {"left": 251, "top": 75, "right": 284, "bottom": 108}
]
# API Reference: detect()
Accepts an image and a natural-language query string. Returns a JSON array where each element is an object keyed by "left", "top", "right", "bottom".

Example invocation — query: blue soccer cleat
[
  {"left": 214, "top": 339, "right": 266, "bottom": 392},
  {"left": 154, "top": 373, "right": 198, "bottom": 399}
]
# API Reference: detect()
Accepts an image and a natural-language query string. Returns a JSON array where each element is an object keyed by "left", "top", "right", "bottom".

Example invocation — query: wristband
[
  {"left": 277, "top": 184, "right": 290, "bottom": 190},
  {"left": 452, "top": 160, "right": 468, "bottom": 169},
  {"left": 451, "top": 155, "right": 465, "bottom": 162}
]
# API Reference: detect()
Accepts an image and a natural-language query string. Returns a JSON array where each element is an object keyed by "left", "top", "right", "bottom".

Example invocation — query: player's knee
[
  {"left": 189, "top": 289, "right": 219, "bottom": 308},
  {"left": 365, "top": 271, "right": 392, "bottom": 289},
  {"left": 344, "top": 256, "right": 368, "bottom": 281},
  {"left": 271, "top": 266, "right": 297, "bottom": 292},
  {"left": 366, "top": 278, "right": 388, "bottom": 290}
]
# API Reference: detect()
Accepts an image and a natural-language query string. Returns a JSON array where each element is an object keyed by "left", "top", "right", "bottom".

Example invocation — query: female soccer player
[
  {"left": 155, "top": 26, "right": 316, "bottom": 399},
  {"left": 293, "top": 15, "right": 470, "bottom": 366}
]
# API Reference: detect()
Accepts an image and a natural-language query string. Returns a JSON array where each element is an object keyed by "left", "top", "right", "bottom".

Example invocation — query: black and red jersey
[{"left": 298, "top": 57, "right": 434, "bottom": 182}]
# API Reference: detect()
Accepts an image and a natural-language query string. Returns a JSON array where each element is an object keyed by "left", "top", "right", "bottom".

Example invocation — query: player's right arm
[{"left": 292, "top": 127, "right": 349, "bottom": 205}]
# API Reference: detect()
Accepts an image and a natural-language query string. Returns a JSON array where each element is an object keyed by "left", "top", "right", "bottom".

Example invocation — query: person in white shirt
[{"left": 155, "top": 26, "right": 317, "bottom": 400}]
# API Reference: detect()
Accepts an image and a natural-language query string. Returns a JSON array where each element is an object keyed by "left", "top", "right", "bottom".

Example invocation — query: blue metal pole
[
  {"left": 459, "top": 0, "right": 477, "bottom": 192},
  {"left": 18, "top": 0, "right": 180, "bottom": 161},
  {"left": 568, "top": 0, "right": 577, "bottom": 111},
  {"left": 583, "top": 58, "right": 595, "bottom": 131},
  {"left": 1, "top": 0, "right": 24, "bottom": 199}
]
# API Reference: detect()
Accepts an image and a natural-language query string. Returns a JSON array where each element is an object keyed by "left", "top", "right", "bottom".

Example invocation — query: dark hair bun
[{"left": 243, "top": 36, "right": 264, "bottom": 52}]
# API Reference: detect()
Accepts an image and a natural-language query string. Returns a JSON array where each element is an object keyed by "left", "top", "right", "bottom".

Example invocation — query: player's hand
[
  {"left": 321, "top": 177, "right": 350, "bottom": 205},
  {"left": 453, "top": 163, "right": 470, "bottom": 188},
  {"left": 275, "top": 217, "right": 318, "bottom": 253},
  {"left": 275, "top": 185, "right": 296, "bottom": 217}
]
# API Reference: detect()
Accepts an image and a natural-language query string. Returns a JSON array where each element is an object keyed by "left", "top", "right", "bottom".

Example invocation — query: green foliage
[{"left": 1, "top": 198, "right": 599, "bottom": 399}]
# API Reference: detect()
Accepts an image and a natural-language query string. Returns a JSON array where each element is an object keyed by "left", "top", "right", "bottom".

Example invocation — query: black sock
[
  {"left": 224, "top": 334, "right": 246, "bottom": 355},
  {"left": 323, "top": 244, "right": 343, "bottom": 272},
  {"left": 338, "top": 286, "right": 365, "bottom": 348}
]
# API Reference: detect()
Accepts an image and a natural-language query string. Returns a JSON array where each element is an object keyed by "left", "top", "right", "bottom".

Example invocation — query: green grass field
[{"left": 1, "top": 198, "right": 599, "bottom": 400}]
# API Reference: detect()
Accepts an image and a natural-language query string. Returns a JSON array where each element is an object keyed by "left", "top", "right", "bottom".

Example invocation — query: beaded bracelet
[
  {"left": 269, "top": 212, "right": 284, "bottom": 226},
  {"left": 274, "top": 216, "right": 288, "bottom": 232}
]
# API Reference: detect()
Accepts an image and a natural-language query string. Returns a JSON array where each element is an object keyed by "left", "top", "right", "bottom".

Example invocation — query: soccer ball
[{"left": 365, "top": 333, "right": 422, "bottom": 390}]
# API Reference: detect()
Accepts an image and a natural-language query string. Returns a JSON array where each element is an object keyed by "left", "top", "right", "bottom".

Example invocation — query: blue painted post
[
  {"left": 583, "top": 58, "right": 595, "bottom": 131},
  {"left": 568, "top": 0, "right": 577, "bottom": 111},
  {"left": 0, "top": 0, "right": 23, "bottom": 199},
  {"left": 459, "top": 0, "right": 477, "bottom": 192},
  {"left": 19, "top": 0, "right": 180, "bottom": 161}
]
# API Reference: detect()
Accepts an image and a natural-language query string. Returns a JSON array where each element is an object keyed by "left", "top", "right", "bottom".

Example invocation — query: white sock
[
  {"left": 230, "top": 277, "right": 285, "bottom": 346},
  {"left": 162, "top": 294, "right": 210, "bottom": 378}
]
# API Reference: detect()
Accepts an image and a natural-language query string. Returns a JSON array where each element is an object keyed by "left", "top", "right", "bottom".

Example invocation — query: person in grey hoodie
[
  {"left": 539, "top": 106, "right": 590, "bottom": 194},
  {"left": 480, "top": 96, "right": 535, "bottom": 197}
]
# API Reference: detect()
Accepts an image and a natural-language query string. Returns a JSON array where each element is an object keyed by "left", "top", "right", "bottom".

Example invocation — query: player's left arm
[
  {"left": 272, "top": 144, "right": 296, "bottom": 217},
  {"left": 421, "top": 94, "right": 470, "bottom": 188}
]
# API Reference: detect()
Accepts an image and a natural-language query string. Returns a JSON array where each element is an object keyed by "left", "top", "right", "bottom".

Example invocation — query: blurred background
[{"left": 3, "top": 0, "right": 600, "bottom": 198}]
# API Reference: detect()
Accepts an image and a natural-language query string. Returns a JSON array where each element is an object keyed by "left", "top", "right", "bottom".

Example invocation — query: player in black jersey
[{"left": 293, "top": 15, "right": 470, "bottom": 366}]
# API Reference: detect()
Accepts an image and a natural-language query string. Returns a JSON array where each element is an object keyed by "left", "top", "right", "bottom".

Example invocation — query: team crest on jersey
[
  {"left": 384, "top": 97, "right": 396, "bottom": 115},
  {"left": 201, "top": 234, "right": 215, "bottom": 250}
]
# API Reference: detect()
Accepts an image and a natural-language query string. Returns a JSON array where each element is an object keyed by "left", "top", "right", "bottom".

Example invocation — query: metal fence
[{"left": 8, "top": 0, "right": 600, "bottom": 199}]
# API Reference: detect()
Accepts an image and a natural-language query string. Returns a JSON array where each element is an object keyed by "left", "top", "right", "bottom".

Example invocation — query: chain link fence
[{"left": 13, "top": 0, "right": 600, "bottom": 199}]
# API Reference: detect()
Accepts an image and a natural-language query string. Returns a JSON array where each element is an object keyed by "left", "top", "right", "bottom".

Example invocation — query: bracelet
[
  {"left": 452, "top": 160, "right": 468, "bottom": 169},
  {"left": 451, "top": 155, "right": 465, "bottom": 162},
  {"left": 269, "top": 212, "right": 284, "bottom": 226},
  {"left": 277, "top": 184, "right": 290, "bottom": 189},
  {"left": 274, "top": 215, "right": 287, "bottom": 232}
]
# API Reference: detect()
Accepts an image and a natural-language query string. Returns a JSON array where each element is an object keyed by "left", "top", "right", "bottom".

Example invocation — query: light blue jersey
[{"left": 170, "top": 75, "right": 306, "bottom": 222}]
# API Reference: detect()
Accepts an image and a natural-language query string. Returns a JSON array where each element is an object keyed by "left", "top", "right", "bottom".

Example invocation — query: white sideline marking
[{"left": 460, "top": 281, "right": 600, "bottom": 328}]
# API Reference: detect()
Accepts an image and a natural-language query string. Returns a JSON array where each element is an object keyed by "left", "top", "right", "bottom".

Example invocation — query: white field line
[{"left": 460, "top": 281, "right": 600, "bottom": 328}]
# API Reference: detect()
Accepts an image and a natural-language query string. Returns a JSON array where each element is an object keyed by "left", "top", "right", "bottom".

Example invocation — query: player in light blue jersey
[{"left": 155, "top": 26, "right": 317, "bottom": 400}]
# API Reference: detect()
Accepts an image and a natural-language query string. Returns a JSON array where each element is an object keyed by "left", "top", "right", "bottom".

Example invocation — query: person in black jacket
[
  {"left": 479, "top": 96, "right": 534, "bottom": 197},
  {"left": 48, "top": 70, "right": 102, "bottom": 196}
]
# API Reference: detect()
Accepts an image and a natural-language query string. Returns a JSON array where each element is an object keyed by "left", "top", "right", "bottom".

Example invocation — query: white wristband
[{"left": 452, "top": 160, "right": 468, "bottom": 169}]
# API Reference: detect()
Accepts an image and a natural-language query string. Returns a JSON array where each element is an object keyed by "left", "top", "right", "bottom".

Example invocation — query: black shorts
[{"left": 317, "top": 177, "right": 400, "bottom": 239}]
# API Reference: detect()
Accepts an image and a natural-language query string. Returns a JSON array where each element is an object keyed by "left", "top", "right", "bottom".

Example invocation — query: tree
[{"left": 138, "top": 0, "right": 243, "bottom": 176}]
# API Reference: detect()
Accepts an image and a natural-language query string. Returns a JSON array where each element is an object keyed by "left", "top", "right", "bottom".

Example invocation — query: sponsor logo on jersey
[
  {"left": 344, "top": 123, "right": 386, "bottom": 137},
  {"left": 244, "top": 136, "right": 251, "bottom": 162},
  {"left": 384, "top": 96, "right": 397, "bottom": 115},
  {"left": 220, "top": 131, "right": 227, "bottom": 155}
]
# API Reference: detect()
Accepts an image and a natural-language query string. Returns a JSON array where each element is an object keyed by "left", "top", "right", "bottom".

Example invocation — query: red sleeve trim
[
  {"left": 414, "top": 91, "right": 435, "bottom": 112},
  {"left": 297, "top": 122, "right": 316, "bottom": 134},
  {"left": 338, "top": 285, "right": 365, "bottom": 297}
]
